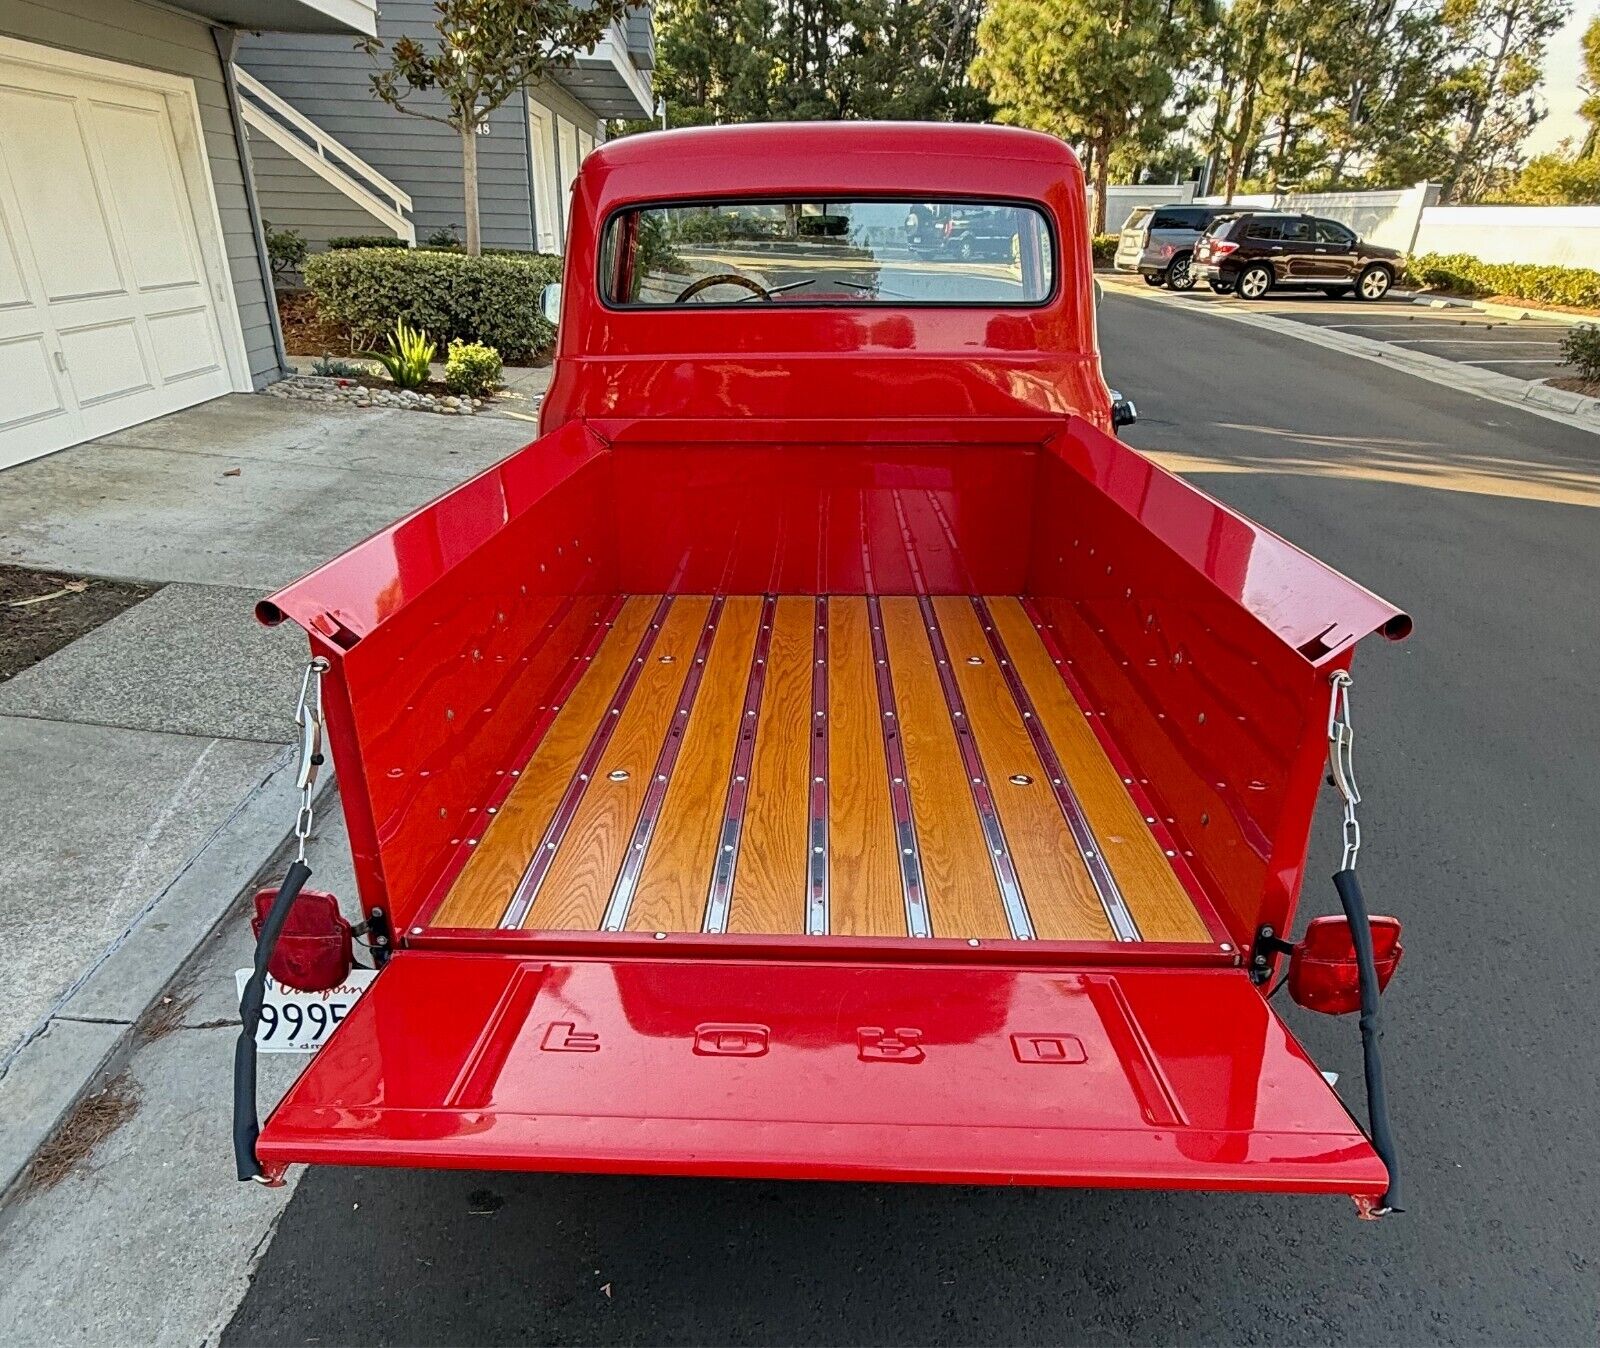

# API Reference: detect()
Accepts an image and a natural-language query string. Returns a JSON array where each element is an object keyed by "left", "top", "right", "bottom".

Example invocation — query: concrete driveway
[{"left": 0, "top": 393, "right": 537, "bottom": 1198}]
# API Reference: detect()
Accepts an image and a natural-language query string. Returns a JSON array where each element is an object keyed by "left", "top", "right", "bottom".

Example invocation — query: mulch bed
[
  {"left": 1546, "top": 375, "right": 1600, "bottom": 397},
  {"left": 276, "top": 290, "right": 355, "bottom": 356},
  {"left": 0, "top": 564, "right": 160, "bottom": 683}
]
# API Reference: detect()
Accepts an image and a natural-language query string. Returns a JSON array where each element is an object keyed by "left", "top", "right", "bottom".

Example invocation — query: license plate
[{"left": 235, "top": 967, "right": 378, "bottom": 1053}]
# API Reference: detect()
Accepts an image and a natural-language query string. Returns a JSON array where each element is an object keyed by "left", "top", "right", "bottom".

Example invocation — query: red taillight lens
[
  {"left": 251, "top": 887, "right": 354, "bottom": 992},
  {"left": 1209, "top": 239, "right": 1239, "bottom": 258},
  {"left": 943, "top": 220, "right": 954, "bottom": 238},
  {"left": 1288, "top": 915, "right": 1403, "bottom": 1015}
]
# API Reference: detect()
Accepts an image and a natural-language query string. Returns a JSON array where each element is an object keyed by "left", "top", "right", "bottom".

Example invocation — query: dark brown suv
[{"left": 1191, "top": 212, "right": 1404, "bottom": 301}]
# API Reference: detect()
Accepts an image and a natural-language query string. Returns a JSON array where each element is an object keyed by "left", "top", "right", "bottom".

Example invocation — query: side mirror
[
  {"left": 1109, "top": 390, "right": 1138, "bottom": 430},
  {"left": 539, "top": 282, "right": 563, "bottom": 327}
]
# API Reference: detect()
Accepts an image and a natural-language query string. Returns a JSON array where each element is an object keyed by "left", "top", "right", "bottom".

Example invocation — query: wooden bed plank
[
  {"left": 728, "top": 596, "right": 813, "bottom": 935},
  {"left": 523, "top": 597, "right": 710, "bottom": 930},
  {"left": 627, "top": 597, "right": 763, "bottom": 932},
  {"left": 880, "top": 598, "right": 1012, "bottom": 939},
  {"left": 933, "top": 597, "right": 1113, "bottom": 942},
  {"left": 987, "top": 598, "right": 1212, "bottom": 943},
  {"left": 827, "top": 596, "right": 906, "bottom": 936},
  {"left": 432, "top": 596, "right": 656, "bottom": 929}
]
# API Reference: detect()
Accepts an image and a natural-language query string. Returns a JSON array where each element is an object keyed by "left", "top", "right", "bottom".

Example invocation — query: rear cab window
[
  {"left": 601, "top": 198, "right": 1056, "bottom": 307},
  {"left": 1122, "top": 208, "right": 1153, "bottom": 234}
]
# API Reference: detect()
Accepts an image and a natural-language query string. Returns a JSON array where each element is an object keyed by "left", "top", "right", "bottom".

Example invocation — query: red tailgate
[{"left": 258, "top": 954, "right": 1387, "bottom": 1196}]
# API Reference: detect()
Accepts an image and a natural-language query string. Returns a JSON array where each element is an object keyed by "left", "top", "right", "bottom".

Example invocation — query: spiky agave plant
[{"left": 362, "top": 318, "right": 436, "bottom": 389}]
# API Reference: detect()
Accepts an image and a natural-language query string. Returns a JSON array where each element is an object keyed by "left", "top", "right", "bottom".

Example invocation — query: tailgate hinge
[{"left": 1250, "top": 925, "right": 1295, "bottom": 984}]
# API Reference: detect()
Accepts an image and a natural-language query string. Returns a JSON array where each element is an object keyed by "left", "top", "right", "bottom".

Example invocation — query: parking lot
[{"left": 1101, "top": 272, "right": 1577, "bottom": 383}]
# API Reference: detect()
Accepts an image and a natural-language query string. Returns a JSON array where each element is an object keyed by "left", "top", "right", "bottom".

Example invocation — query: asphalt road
[
  {"left": 224, "top": 292, "right": 1600, "bottom": 1346},
  {"left": 1105, "top": 272, "right": 1578, "bottom": 382}
]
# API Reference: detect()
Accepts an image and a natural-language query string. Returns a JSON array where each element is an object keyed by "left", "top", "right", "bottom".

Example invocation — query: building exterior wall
[
  {"left": 245, "top": 124, "right": 392, "bottom": 253},
  {"left": 0, "top": 0, "right": 282, "bottom": 385},
  {"left": 237, "top": 0, "right": 536, "bottom": 250},
  {"left": 527, "top": 77, "right": 604, "bottom": 253}
]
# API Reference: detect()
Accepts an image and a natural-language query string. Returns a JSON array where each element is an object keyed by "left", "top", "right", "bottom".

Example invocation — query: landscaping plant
[
  {"left": 359, "top": 0, "right": 628, "bottom": 255},
  {"left": 1410, "top": 252, "right": 1600, "bottom": 311},
  {"left": 329, "top": 235, "right": 410, "bottom": 250},
  {"left": 362, "top": 318, "right": 437, "bottom": 389},
  {"left": 265, "top": 222, "right": 307, "bottom": 284},
  {"left": 303, "top": 247, "right": 560, "bottom": 361},
  {"left": 1560, "top": 325, "right": 1600, "bottom": 382},
  {"left": 309, "top": 355, "right": 372, "bottom": 378},
  {"left": 444, "top": 340, "right": 503, "bottom": 398},
  {"left": 1091, "top": 234, "right": 1118, "bottom": 267}
]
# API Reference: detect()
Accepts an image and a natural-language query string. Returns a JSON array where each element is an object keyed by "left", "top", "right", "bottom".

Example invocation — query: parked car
[
  {"left": 1113, "top": 203, "right": 1231, "bottom": 290},
  {"left": 1192, "top": 212, "right": 1404, "bottom": 300},
  {"left": 906, "top": 203, "right": 1018, "bottom": 261}
]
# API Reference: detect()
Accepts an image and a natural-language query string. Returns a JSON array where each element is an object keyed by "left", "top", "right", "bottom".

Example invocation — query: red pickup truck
[{"left": 238, "top": 123, "right": 1409, "bottom": 1213}]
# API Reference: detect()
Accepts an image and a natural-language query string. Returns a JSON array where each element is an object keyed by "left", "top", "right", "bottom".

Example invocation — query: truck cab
[{"left": 249, "top": 124, "right": 1408, "bottom": 1208}]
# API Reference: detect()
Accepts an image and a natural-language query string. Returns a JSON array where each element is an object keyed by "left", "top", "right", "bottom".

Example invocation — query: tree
[
  {"left": 646, "top": 0, "right": 774, "bottom": 128},
  {"left": 971, "top": 0, "right": 1204, "bottom": 230},
  {"left": 1492, "top": 144, "right": 1600, "bottom": 201},
  {"left": 362, "top": 0, "right": 629, "bottom": 254},
  {"left": 1437, "top": 0, "right": 1571, "bottom": 201},
  {"left": 1578, "top": 14, "right": 1600, "bottom": 155},
  {"left": 631, "top": 0, "right": 990, "bottom": 132}
]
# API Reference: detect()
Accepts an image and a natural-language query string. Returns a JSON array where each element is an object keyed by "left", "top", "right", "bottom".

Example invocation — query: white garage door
[{"left": 0, "top": 51, "right": 238, "bottom": 469}]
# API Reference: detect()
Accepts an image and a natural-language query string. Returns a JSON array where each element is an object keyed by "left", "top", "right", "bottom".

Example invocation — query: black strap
[
  {"left": 233, "top": 859, "right": 312, "bottom": 1182},
  {"left": 1332, "top": 867, "right": 1403, "bottom": 1213}
]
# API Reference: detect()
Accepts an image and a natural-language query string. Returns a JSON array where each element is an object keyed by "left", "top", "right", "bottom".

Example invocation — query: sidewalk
[
  {"left": 0, "top": 802, "right": 358, "bottom": 1346},
  {"left": 0, "top": 393, "right": 533, "bottom": 1201}
]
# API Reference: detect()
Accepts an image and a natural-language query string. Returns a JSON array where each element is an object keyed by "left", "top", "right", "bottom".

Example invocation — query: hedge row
[
  {"left": 1410, "top": 252, "right": 1600, "bottom": 311},
  {"left": 1091, "top": 233, "right": 1118, "bottom": 267},
  {"left": 302, "top": 248, "right": 562, "bottom": 362}
]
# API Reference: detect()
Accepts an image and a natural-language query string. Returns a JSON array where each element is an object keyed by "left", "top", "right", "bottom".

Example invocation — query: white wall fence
[
  {"left": 1102, "top": 180, "right": 1600, "bottom": 268},
  {"left": 1413, "top": 206, "right": 1600, "bottom": 268}
]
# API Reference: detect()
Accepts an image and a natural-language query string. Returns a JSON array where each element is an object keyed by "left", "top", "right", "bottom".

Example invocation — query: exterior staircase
[{"left": 234, "top": 66, "right": 414, "bottom": 243}]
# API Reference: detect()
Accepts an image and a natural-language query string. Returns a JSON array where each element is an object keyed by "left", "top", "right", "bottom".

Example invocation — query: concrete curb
[
  {"left": 1109, "top": 281, "right": 1600, "bottom": 434},
  {"left": 0, "top": 748, "right": 334, "bottom": 1204},
  {"left": 1412, "top": 293, "right": 1597, "bottom": 328}
]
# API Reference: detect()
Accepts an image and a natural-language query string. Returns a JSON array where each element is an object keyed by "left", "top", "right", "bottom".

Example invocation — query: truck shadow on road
[{"left": 225, "top": 1168, "right": 1423, "bottom": 1346}]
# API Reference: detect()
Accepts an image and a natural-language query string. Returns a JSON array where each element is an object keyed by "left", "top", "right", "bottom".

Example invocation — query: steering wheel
[{"left": 674, "top": 273, "right": 772, "bottom": 304}]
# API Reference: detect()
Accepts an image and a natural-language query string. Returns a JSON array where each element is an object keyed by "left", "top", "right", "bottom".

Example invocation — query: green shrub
[
  {"left": 308, "top": 354, "right": 371, "bottom": 377},
  {"left": 265, "top": 223, "right": 306, "bottom": 282},
  {"left": 361, "top": 318, "right": 436, "bottom": 389},
  {"left": 426, "top": 226, "right": 460, "bottom": 248},
  {"left": 1409, "top": 252, "right": 1600, "bottom": 311},
  {"left": 328, "top": 235, "right": 409, "bottom": 250},
  {"left": 444, "top": 339, "right": 503, "bottom": 397},
  {"left": 1561, "top": 324, "right": 1600, "bottom": 380},
  {"left": 302, "top": 248, "right": 562, "bottom": 361},
  {"left": 1091, "top": 234, "right": 1118, "bottom": 267}
]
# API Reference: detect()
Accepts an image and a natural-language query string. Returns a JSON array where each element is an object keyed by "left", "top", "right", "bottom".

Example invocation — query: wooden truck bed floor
[{"left": 430, "top": 595, "right": 1213, "bottom": 944}]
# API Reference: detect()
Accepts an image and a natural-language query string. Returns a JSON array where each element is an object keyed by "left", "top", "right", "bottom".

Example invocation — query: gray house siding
[
  {"left": 237, "top": 4, "right": 536, "bottom": 250},
  {"left": 246, "top": 126, "right": 392, "bottom": 251},
  {"left": 0, "top": 0, "right": 282, "bottom": 386}
]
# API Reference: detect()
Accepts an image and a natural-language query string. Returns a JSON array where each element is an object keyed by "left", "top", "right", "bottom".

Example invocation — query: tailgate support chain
[
  {"left": 1326, "top": 670, "right": 1402, "bottom": 1217},
  {"left": 233, "top": 655, "right": 328, "bottom": 1184}
]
